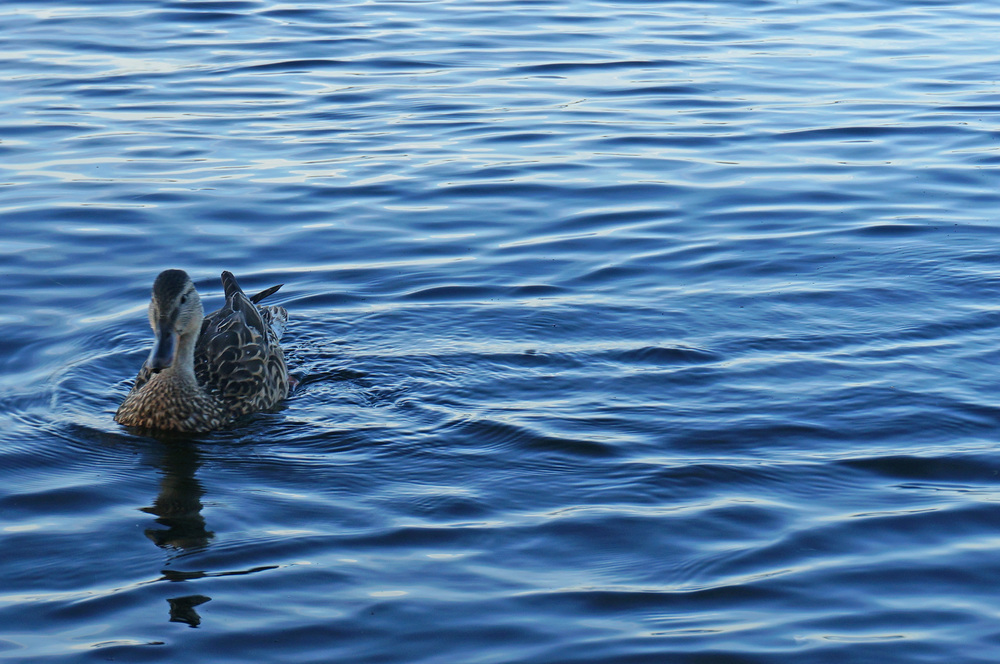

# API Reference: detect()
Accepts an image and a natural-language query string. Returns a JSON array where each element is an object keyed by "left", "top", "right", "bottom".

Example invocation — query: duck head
[{"left": 147, "top": 269, "right": 204, "bottom": 373}]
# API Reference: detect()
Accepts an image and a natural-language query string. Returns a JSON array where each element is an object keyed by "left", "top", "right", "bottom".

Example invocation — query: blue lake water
[{"left": 3, "top": 0, "right": 1000, "bottom": 661}]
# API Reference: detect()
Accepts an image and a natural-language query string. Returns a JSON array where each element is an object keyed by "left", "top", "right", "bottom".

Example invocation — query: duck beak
[{"left": 149, "top": 325, "right": 177, "bottom": 373}]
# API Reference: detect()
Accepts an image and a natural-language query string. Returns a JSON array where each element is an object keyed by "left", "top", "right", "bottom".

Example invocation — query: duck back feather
[{"left": 194, "top": 271, "right": 289, "bottom": 413}]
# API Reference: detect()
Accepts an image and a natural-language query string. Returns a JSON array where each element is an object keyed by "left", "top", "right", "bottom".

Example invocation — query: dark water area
[{"left": 4, "top": 0, "right": 1000, "bottom": 661}]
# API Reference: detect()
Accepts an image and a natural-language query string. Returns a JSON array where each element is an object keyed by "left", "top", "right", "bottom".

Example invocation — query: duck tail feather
[{"left": 250, "top": 283, "right": 283, "bottom": 303}]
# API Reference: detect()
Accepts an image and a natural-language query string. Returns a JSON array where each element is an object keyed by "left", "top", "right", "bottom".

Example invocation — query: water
[{"left": 3, "top": 0, "right": 1000, "bottom": 661}]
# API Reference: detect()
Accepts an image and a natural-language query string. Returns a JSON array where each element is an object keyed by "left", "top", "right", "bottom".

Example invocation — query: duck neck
[{"left": 161, "top": 331, "right": 199, "bottom": 386}]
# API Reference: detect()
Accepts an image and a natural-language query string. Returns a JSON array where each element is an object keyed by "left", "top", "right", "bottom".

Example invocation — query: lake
[{"left": 3, "top": 0, "right": 1000, "bottom": 662}]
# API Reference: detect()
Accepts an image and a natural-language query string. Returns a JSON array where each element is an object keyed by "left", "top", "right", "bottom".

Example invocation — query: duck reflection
[
  {"left": 142, "top": 441, "right": 214, "bottom": 550},
  {"left": 141, "top": 441, "right": 213, "bottom": 628},
  {"left": 168, "top": 594, "right": 212, "bottom": 628},
  {"left": 140, "top": 441, "right": 279, "bottom": 628}
]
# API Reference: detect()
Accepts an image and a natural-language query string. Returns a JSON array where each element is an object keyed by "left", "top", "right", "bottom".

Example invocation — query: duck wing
[{"left": 194, "top": 271, "right": 288, "bottom": 411}]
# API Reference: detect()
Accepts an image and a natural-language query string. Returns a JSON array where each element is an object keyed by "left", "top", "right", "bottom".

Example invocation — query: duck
[{"left": 115, "top": 269, "right": 289, "bottom": 433}]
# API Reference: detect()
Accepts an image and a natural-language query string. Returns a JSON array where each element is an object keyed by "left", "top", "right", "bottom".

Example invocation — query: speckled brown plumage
[{"left": 115, "top": 270, "right": 289, "bottom": 433}]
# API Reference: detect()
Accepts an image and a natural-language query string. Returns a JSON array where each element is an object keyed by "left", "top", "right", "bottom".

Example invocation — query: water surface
[{"left": 3, "top": 1, "right": 1000, "bottom": 662}]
